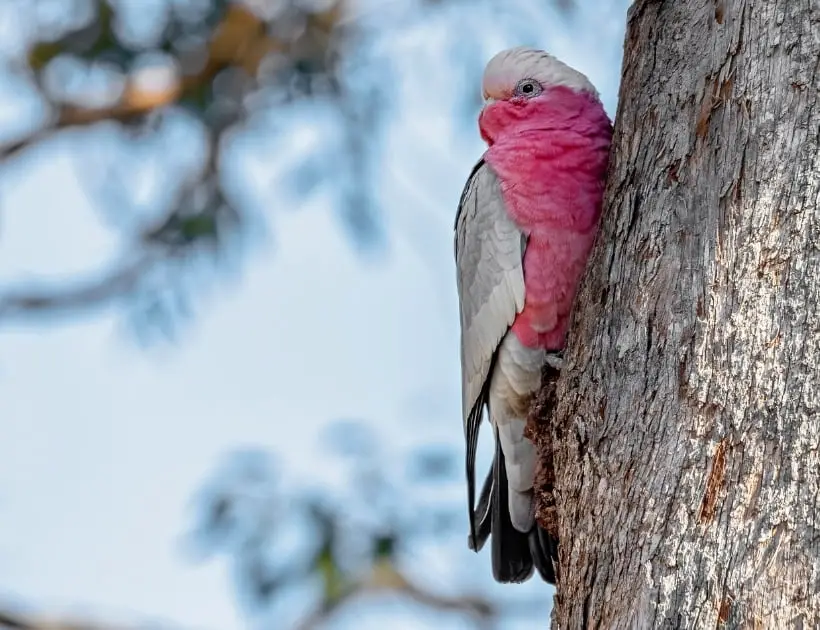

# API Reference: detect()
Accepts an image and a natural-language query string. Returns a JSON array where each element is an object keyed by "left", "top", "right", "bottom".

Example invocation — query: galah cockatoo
[{"left": 455, "top": 47, "right": 612, "bottom": 583}]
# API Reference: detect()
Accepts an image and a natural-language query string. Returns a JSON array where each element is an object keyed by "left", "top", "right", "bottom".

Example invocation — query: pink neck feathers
[
  {"left": 481, "top": 86, "right": 612, "bottom": 234},
  {"left": 479, "top": 86, "right": 612, "bottom": 351}
]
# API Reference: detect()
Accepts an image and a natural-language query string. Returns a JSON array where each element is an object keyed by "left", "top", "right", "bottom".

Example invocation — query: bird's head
[{"left": 478, "top": 46, "right": 599, "bottom": 146}]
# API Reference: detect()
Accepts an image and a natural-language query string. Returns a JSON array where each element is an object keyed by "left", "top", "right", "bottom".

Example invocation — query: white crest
[{"left": 482, "top": 46, "right": 598, "bottom": 102}]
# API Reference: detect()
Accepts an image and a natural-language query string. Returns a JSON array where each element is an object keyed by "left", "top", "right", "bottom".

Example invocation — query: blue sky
[{"left": 0, "top": 1, "right": 629, "bottom": 628}]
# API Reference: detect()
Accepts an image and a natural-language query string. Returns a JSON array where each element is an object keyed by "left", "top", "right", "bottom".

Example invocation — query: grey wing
[
  {"left": 455, "top": 159, "right": 527, "bottom": 424},
  {"left": 454, "top": 159, "right": 527, "bottom": 545}
]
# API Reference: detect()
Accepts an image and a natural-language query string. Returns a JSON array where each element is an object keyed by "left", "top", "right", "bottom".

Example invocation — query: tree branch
[{"left": 0, "top": 255, "right": 154, "bottom": 323}]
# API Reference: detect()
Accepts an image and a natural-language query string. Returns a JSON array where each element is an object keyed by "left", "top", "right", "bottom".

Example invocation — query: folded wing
[{"left": 454, "top": 159, "right": 527, "bottom": 546}]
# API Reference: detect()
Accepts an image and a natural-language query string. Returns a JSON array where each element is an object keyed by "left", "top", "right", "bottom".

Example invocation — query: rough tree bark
[{"left": 530, "top": 0, "right": 820, "bottom": 627}]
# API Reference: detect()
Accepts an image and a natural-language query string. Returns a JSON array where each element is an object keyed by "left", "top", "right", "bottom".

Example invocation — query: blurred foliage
[
  {"left": 0, "top": 426, "right": 541, "bottom": 630},
  {"left": 0, "top": 0, "right": 385, "bottom": 337},
  {"left": 0, "top": 0, "right": 574, "bottom": 338},
  {"left": 183, "top": 426, "right": 541, "bottom": 629},
  {"left": 182, "top": 421, "right": 545, "bottom": 630}
]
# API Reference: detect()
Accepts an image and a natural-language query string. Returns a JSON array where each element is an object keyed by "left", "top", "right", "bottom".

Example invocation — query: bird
[{"left": 454, "top": 46, "right": 612, "bottom": 583}]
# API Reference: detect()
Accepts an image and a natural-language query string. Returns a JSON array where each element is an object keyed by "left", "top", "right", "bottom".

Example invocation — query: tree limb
[{"left": 0, "top": 255, "right": 154, "bottom": 323}]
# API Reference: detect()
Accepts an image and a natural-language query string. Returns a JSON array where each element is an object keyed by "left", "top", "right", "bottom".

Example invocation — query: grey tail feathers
[{"left": 468, "top": 426, "right": 558, "bottom": 584}]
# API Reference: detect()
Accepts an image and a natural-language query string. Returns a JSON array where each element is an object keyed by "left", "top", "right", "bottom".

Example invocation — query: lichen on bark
[{"left": 532, "top": 0, "right": 820, "bottom": 627}]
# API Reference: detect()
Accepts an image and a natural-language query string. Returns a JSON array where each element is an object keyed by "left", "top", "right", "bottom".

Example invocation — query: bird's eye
[{"left": 514, "top": 79, "right": 542, "bottom": 98}]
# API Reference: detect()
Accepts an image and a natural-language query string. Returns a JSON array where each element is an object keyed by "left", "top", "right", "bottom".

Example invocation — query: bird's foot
[{"left": 544, "top": 351, "right": 564, "bottom": 371}]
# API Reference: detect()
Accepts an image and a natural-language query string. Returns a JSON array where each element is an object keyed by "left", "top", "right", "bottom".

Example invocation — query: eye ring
[{"left": 514, "top": 79, "right": 542, "bottom": 98}]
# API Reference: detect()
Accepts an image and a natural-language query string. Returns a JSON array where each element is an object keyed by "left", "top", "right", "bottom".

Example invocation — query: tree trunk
[{"left": 532, "top": 0, "right": 820, "bottom": 627}]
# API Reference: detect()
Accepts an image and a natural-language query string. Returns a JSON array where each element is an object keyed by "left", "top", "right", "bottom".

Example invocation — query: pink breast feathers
[{"left": 482, "top": 86, "right": 612, "bottom": 351}]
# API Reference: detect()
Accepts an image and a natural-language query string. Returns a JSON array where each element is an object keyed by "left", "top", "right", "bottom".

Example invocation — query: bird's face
[{"left": 478, "top": 47, "right": 597, "bottom": 146}]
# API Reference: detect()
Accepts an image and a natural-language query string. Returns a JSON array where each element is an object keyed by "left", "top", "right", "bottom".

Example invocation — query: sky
[{"left": 0, "top": 1, "right": 629, "bottom": 628}]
